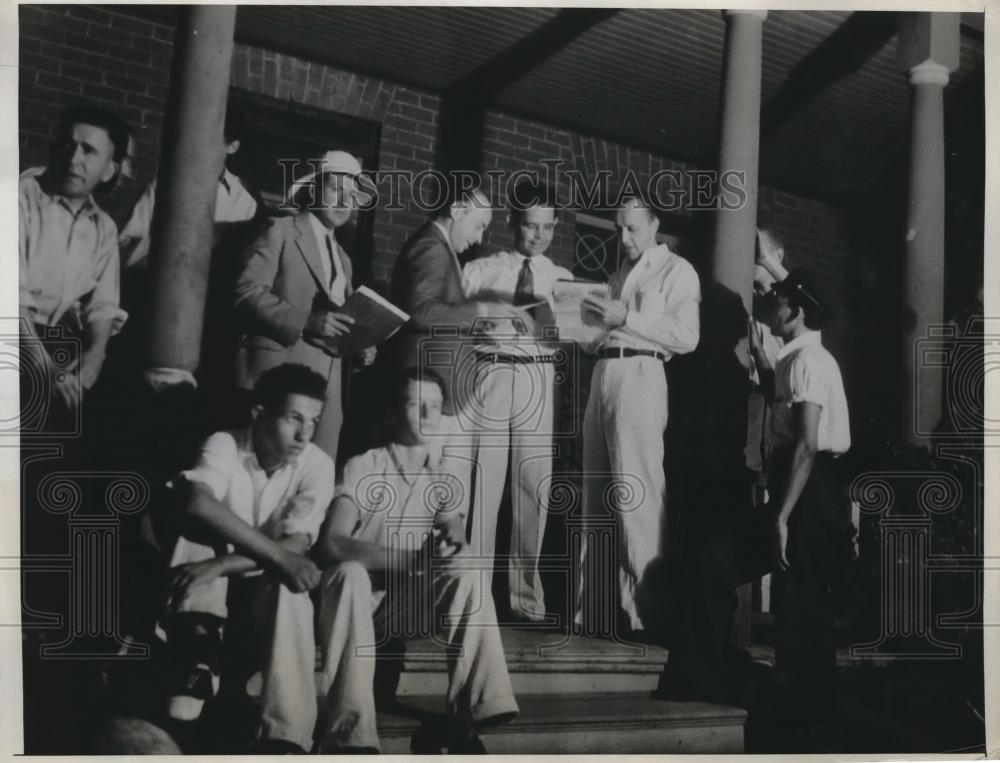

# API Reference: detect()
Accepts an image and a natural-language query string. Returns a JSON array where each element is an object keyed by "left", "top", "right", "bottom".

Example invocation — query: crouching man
[
  {"left": 314, "top": 367, "right": 518, "bottom": 754},
  {"left": 159, "top": 363, "right": 334, "bottom": 754}
]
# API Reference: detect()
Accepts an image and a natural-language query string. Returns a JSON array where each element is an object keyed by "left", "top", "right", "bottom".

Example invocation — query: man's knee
[{"left": 321, "top": 560, "right": 372, "bottom": 597}]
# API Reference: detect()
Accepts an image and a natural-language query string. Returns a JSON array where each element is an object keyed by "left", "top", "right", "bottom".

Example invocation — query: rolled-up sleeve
[
  {"left": 272, "top": 450, "right": 336, "bottom": 544},
  {"left": 178, "top": 432, "right": 237, "bottom": 501}
]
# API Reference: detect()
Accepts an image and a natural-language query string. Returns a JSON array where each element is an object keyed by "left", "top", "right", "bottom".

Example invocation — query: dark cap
[{"left": 772, "top": 267, "right": 832, "bottom": 324}]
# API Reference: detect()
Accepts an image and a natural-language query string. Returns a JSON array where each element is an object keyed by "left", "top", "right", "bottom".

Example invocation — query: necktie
[
  {"left": 325, "top": 235, "right": 340, "bottom": 291},
  {"left": 514, "top": 257, "right": 535, "bottom": 306}
]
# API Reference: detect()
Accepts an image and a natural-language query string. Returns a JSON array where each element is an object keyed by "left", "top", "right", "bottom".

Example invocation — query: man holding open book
[{"left": 233, "top": 150, "right": 378, "bottom": 465}]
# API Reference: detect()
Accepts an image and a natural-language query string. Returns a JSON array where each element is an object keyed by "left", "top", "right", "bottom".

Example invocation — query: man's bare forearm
[
  {"left": 315, "top": 535, "right": 421, "bottom": 574},
  {"left": 183, "top": 481, "right": 294, "bottom": 572},
  {"left": 209, "top": 534, "right": 313, "bottom": 577}
]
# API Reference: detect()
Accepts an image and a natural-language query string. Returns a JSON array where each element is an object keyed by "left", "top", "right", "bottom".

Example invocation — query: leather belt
[
  {"left": 596, "top": 347, "right": 667, "bottom": 362},
  {"left": 474, "top": 351, "right": 557, "bottom": 364}
]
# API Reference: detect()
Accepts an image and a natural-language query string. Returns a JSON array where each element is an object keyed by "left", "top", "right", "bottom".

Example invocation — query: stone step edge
[{"left": 377, "top": 692, "right": 748, "bottom": 735}]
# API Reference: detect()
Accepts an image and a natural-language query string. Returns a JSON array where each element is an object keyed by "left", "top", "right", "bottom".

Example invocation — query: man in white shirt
[
  {"left": 749, "top": 267, "right": 852, "bottom": 722},
  {"left": 19, "top": 104, "right": 131, "bottom": 416},
  {"left": 119, "top": 105, "right": 260, "bottom": 270},
  {"left": 461, "top": 180, "right": 572, "bottom": 622},
  {"left": 314, "top": 367, "right": 518, "bottom": 754},
  {"left": 159, "top": 363, "right": 335, "bottom": 754},
  {"left": 575, "top": 196, "right": 700, "bottom": 636}
]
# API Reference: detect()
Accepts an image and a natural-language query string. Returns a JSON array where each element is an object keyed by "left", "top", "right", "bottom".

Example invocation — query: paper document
[{"left": 551, "top": 279, "right": 610, "bottom": 345}]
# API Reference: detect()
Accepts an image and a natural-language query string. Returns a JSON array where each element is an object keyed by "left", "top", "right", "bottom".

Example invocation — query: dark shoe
[
  {"left": 410, "top": 723, "right": 445, "bottom": 754},
  {"left": 166, "top": 664, "right": 219, "bottom": 722}
]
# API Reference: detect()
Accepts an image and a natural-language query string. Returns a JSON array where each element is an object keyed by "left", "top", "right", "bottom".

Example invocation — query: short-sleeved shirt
[
  {"left": 771, "top": 331, "right": 851, "bottom": 454},
  {"left": 19, "top": 169, "right": 121, "bottom": 328},
  {"left": 334, "top": 444, "right": 465, "bottom": 550},
  {"left": 178, "top": 428, "right": 335, "bottom": 545}
]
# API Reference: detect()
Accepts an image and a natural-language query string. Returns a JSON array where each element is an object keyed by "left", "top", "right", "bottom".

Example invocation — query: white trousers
[
  {"left": 315, "top": 561, "right": 519, "bottom": 752},
  {"left": 167, "top": 539, "right": 318, "bottom": 752},
  {"left": 464, "top": 357, "right": 556, "bottom": 619},
  {"left": 575, "top": 357, "right": 668, "bottom": 632}
]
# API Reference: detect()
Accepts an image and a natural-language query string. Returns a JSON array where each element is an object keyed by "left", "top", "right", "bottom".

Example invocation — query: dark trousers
[
  {"left": 664, "top": 451, "right": 850, "bottom": 709},
  {"left": 769, "top": 451, "right": 851, "bottom": 715}
]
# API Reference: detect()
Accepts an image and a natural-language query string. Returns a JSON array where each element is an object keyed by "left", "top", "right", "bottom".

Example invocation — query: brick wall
[{"left": 19, "top": 4, "right": 861, "bottom": 396}]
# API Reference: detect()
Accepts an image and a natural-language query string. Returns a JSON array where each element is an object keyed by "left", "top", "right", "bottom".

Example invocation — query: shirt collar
[
  {"left": 239, "top": 427, "right": 299, "bottom": 476},
  {"left": 31, "top": 172, "right": 99, "bottom": 219},
  {"left": 219, "top": 168, "right": 233, "bottom": 193},
  {"left": 635, "top": 243, "right": 672, "bottom": 267},
  {"left": 308, "top": 211, "right": 335, "bottom": 247},
  {"left": 387, "top": 443, "right": 437, "bottom": 486},
  {"left": 775, "top": 329, "right": 822, "bottom": 361}
]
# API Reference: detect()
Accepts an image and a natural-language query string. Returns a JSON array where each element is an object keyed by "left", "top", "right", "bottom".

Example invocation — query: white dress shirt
[
  {"left": 308, "top": 213, "right": 349, "bottom": 307},
  {"left": 771, "top": 330, "right": 851, "bottom": 454},
  {"left": 462, "top": 250, "right": 573, "bottom": 306},
  {"left": 600, "top": 243, "right": 701, "bottom": 359}
]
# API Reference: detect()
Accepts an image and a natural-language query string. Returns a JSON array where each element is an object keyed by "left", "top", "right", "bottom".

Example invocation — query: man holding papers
[
  {"left": 461, "top": 180, "right": 572, "bottom": 622},
  {"left": 575, "top": 196, "right": 701, "bottom": 637},
  {"left": 233, "top": 150, "right": 377, "bottom": 464}
]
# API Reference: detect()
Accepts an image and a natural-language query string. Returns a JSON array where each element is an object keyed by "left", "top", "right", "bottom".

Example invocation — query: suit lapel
[
  {"left": 292, "top": 213, "right": 328, "bottom": 296},
  {"left": 425, "top": 222, "right": 462, "bottom": 290}
]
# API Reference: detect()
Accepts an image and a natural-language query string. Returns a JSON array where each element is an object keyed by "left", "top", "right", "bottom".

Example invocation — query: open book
[
  {"left": 551, "top": 279, "right": 610, "bottom": 345},
  {"left": 309, "top": 285, "right": 410, "bottom": 357}
]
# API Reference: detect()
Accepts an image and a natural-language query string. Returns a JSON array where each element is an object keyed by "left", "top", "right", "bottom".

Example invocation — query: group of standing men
[{"left": 20, "top": 102, "right": 854, "bottom": 752}]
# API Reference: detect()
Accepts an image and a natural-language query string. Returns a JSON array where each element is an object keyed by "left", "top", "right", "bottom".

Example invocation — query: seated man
[
  {"left": 314, "top": 367, "right": 518, "bottom": 754},
  {"left": 158, "top": 363, "right": 334, "bottom": 754}
]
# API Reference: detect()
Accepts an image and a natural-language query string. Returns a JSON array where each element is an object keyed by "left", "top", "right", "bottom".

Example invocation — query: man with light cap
[
  {"left": 233, "top": 150, "right": 377, "bottom": 465},
  {"left": 575, "top": 195, "right": 701, "bottom": 637}
]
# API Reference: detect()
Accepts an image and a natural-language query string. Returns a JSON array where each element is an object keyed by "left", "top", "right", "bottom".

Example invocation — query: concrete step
[
  {"left": 376, "top": 626, "right": 669, "bottom": 696},
  {"left": 377, "top": 692, "right": 747, "bottom": 754}
]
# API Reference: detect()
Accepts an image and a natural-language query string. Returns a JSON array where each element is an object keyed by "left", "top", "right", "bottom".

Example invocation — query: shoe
[{"left": 166, "top": 664, "right": 219, "bottom": 722}]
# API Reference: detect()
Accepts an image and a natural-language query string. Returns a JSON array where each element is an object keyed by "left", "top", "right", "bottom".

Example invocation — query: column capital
[
  {"left": 723, "top": 9, "right": 767, "bottom": 21},
  {"left": 909, "top": 60, "right": 951, "bottom": 87}
]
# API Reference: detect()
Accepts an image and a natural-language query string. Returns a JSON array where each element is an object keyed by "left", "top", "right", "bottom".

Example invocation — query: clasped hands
[{"left": 304, "top": 306, "right": 376, "bottom": 365}]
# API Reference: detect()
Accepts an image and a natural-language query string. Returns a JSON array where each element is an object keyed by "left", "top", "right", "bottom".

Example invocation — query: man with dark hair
[
  {"left": 158, "top": 362, "right": 334, "bottom": 753},
  {"left": 385, "top": 181, "right": 526, "bottom": 416},
  {"left": 234, "top": 150, "right": 377, "bottom": 465},
  {"left": 575, "top": 196, "right": 700, "bottom": 636},
  {"left": 314, "top": 366, "right": 517, "bottom": 754},
  {"left": 460, "top": 179, "right": 572, "bottom": 621},
  {"left": 19, "top": 103, "right": 132, "bottom": 414},
  {"left": 749, "top": 267, "right": 852, "bottom": 722},
  {"left": 119, "top": 103, "right": 261, "bottom": 270}
]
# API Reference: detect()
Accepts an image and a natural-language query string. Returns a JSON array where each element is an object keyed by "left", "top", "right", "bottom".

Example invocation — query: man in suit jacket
[
  {"left": 234, "top": 151, "right": 375, "bottom": 465},
  {"left": 387, "top": 185, "right": 524, "bottom": 416}
]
